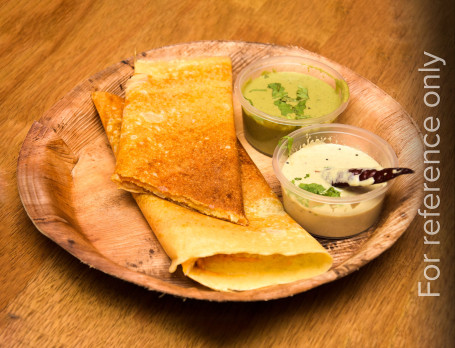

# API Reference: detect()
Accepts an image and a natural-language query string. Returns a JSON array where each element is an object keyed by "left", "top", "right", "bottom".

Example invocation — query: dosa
[
  {"left": 112, "top": 57, "right": 247, "bottom": 225},
  {"left": 92, "top": 91, "right": 332, "bottom": 291}
]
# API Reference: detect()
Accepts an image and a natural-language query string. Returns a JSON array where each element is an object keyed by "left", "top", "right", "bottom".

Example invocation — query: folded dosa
[
  {"left": 112, "top": 57, "right": 247, "bottom": 225},
  {"left": 92, "top": 91, "right": 332, "bottom": 291}
]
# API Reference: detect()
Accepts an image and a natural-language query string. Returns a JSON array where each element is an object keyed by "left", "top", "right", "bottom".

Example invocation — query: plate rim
[{"left": 17, "top": 40, "right": 424, "bottom": 301}]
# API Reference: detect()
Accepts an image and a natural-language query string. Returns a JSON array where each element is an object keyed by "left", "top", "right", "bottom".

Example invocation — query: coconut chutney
[{"left": 281, "top": 142, "right": 386, "bottom": 238}]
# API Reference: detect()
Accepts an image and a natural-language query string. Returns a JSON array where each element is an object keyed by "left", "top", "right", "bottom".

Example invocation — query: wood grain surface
[{"left": 1, "top": 0, "right": 454, "bottom": 346}]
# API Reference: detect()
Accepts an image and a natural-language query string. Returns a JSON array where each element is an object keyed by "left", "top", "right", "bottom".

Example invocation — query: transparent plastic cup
[
  {"left": 272, "top": 124, "right": 399, "bottom": 239},
  {"left": 235, "top": 56, "right": 349, "bottom": 156}
]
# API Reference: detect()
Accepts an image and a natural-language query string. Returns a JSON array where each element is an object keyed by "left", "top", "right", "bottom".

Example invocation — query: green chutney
[
  {"left": 242, "top": 71, "right": 342, "bottom": 120},
  {"left": 240, "top": 70, "right": 347, "bottom": 156}
]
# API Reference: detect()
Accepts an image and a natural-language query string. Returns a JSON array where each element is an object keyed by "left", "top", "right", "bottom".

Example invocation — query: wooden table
[{"left": 1, "top": 0, "right": 453, "bottom": 346}]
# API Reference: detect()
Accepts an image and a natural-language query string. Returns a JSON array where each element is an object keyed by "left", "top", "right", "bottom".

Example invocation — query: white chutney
[{"left": 281, "top": 143, "right": 386, "bottom": 238}]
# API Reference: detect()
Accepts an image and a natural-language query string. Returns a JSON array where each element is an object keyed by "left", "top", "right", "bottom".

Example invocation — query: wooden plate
[{"left": 17, "top": 41, "right": 424, "bottom": 301}]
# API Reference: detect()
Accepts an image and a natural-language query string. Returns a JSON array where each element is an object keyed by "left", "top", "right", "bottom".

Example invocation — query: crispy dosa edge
[{"left": 91, "top": 92, "right": 124, "bottom": 156}]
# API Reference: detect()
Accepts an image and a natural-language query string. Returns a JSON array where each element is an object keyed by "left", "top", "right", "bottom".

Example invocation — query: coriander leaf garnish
[
  {"left": 294, "top": 86, "right": 309, "bottom": 116},
  {"left": 294, "top": 177, "right": 302, "bottom": 181},
  {"left": 304, "top": 174, "right": 310, "bottom": 179},
  {"left": 298, "top": 183, "right": 326, "bottom": 195},
  {"left": 245, "top": 97, "right": 254, "bottom": 106},
  {"left": 296, "top": 86, "right": 309, "bottom": 100},
  {"left": 267, "top": 83, "right": 309, "bottom": 118},
  {"left": 298, "top": 183, "right": 341, "bottom": 197},
  {"left": 324, "top": 186, "right": 341, "bottom": 197},
  {"left": 274, "top": 99, "right": 294, "bottom": 116},
  {"left": 268, "top": 83, "right": 288, "bottom": 99},
  {"left": 293, "top": 99, "right": 308, "bottom": 115},
  {"left": 278, "top": 135, "right": 294, "bottom": 155}
]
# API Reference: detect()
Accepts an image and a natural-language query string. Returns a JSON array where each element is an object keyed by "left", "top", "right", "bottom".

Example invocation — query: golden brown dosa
[
  {"left": 112, "top": 57, "right": 247, "bottom": 225},
  {"left": 91, "top": 92, "right": 124, "bottom": 156},
  {"left": 92, "top": 91, "right": 333, "bottom": 292}
]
